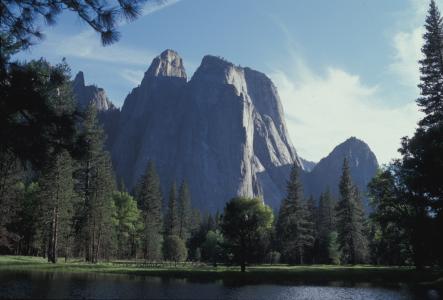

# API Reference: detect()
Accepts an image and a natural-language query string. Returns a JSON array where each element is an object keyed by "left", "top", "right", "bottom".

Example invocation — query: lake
[{"left": 0, "top": 271, "right": 441, "bottom": 299}]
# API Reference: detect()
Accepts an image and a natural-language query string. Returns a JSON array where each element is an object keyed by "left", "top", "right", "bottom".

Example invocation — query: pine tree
[
  {"left": 137, "top": 161, "right": 163, "bottom": 261},
  {"left": 305, "top": 196, "right": 317, "bottom": 263},
  {"left": 276, "top": 164, "right": 314, "bottom": 264},
  {"left": 39, "top": 150, "right": 74, "bottom": 263},
  {"left": 417, "top": 0, "right": 443, "bottom": 128},
  {"left": 397, "top": 0, "right": 443, "bottom": 267},
  {"left": 336, "top": 158, "right": 368, "bottom": 264},
  {"left": 317, "top": 188, "right": 337, "bottom": 263},
  {"left": 74, "top": 104, "right": 116, "bottom": 263},
  {"left": 177, "top": 181, "right": 192, "bottom": 241},
  {"left": 164, "top": 182, "right": 179, "bottom": 237}
]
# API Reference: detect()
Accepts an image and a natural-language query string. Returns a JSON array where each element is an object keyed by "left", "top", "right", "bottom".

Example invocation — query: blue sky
[{"left": 16, "top": 0, "right": 443, "bottom": 164}]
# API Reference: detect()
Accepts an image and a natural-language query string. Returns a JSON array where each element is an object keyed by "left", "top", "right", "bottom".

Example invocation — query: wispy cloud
[
  {"left": 47, "top": 30, "right": 155, "bottom": 66},
  {"left": 388, "top": 0, "right": 442, "bottom": 88},
  {"left": 121, "top": 68, "right": 145, "bottom": 85},
  {"left": 271, "top": 62, "right": 422, "bottom": 164},
  {"left": 142, "top": 0, "right": 181, "bottom": 16}
]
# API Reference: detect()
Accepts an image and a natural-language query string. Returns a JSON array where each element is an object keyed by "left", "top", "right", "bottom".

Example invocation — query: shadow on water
[{"left": 0, "top": 270, "right": 441, "bottom": 299}]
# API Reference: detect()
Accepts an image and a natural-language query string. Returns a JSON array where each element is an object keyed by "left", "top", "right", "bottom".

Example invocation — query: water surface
[{"left": 0, "top": 271, "right": 440, "bottom": 299}]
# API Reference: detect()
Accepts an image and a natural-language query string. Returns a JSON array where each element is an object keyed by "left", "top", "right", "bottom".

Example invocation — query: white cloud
[
  {"left": 388, "top": 0, "right": 443, "bottom": 88},
  {"left": 389, "top": 27, "right": 424, "bottom": 88},
  {"left": 271, "top": 63, "right": 422, "bottom": 164},
  {"left": 47, "top": 30, "right": 155, "bottom": 66},
  {"left": 121, "top": 69, "right": 145, "bottom": 85},
  {"left": 142, "top": 0, "right": 181, "bottom": 16}
]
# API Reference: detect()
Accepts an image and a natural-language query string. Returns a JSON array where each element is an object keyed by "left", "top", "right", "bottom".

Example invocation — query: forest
[{"left": 0, "top": 0, "right": 442, "bottom": 273}]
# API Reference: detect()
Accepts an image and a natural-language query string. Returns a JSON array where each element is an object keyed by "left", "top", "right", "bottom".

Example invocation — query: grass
[{"left": 0, "top": 255, "right": 442, "bottom": 288}]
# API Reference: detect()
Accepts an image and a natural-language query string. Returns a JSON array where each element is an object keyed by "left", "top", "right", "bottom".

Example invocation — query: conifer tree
[
  {"left": 137, "top": 161, "right": 163, "bottom": 261},
  {"left": 317, "top": 188, "right": 337, "bottom": 263},
  {"left": 417, "top": 0, "right": 443, "bottom": 128},
  {"left": 336, "top": 158, "right": 368, "bottom": 264},
  {"left": 39, "top": 150, "right": 74, "bottom": 263},
  {"left": 177, "top": 181, "right": 192, "bottom": 241},
  {"left": 74, "top": 104, "right": 116, "bottom": 263},
  {"left": 276, "top": 164, "right": 314, "bottom": 264},
  {"left": 397, "top": 0, "right": 443, "bottom": 267},
  {"left": 164, "top": 182, "right": 179, "bottom": 237}
]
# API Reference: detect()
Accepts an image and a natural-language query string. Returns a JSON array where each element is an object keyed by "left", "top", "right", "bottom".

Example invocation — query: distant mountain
[
  {"left": 300, "top": 158, "right": 317, "bottom": 172},
  {"left": 72, "top": 71, "right": 116, "bottom": 111},
  {"left": 72, "top": 71, "right": 120, "bottom": 147},
  {"left": 302, "top": 137, "right": 379, "bottom": 211},
  {"left": 72, "top": 51, "right": 379, "bottom": 213},
  {"left": 110, "top": 50, "right": 303, "bottom": 211}
]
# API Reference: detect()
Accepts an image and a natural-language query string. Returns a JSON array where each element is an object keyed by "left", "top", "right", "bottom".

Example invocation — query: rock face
[
  {"left": 72, "top": 72, "right": 116, "bottom": 111},
  {"left": 302, "top": 137, "right": 379, "bottom": 211},
  {"left": 110, "top": 50, "right": 302, "bottom": 211},
  {"left": 300, "top": 158, "right": 317, "bottom": 172},
  {"left": 73, "top": 50, "right": 379, "bottom": 213}
]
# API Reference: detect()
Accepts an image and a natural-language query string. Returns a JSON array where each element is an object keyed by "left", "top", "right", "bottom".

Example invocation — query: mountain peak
[
  {"left": 73, "top": 71, "right": 85, "bottom": 88},
  {"left": 146, "top": 49, "right": 187, "bottom": 79},
  {"left": 72, "top": 71, "right": 115, "bottom": 112}
]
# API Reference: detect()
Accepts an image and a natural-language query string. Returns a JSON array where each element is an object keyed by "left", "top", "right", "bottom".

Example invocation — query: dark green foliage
[
  {"left": 391, "top": 0, "right": 443, "bottom": 268},
  {"left": 221, "top": 197, "right": 273, "bottom": 272},
  {"left": 137, "top": 161, "right": 163, "bottom": 261},
  {"left": 1, "top": 0, "right": 146, "bottom": 48},
  {"left": 177, "top": 181, "right": 192, "bottom": 241},
  {"left": 276, "top": 164, "right": 314, "bottom": 264},
  {"left": 74, "top": 105, "right": 116, "bottom": 263},
  {"left": 113, "top": 191, "right": 141, "bottom": 259},
  {"left": 368, "top": 167, "right": 415, "bottom": 266},
  {"left": 0, "top": 153, "right": 23, "bottom": 252},
  {"left": 417, "top": 0, "right": 443, "bottom": 128},
  {"left": 201, "top": 230, "right": 224, "bottom": 266},
  {"left": 0, "top": 56, "right": 81, "bottom": 169},
  {"left": 10, "top": 182, "right": 42, "bottom": 256},
  {"left": 336, "top": 159, "right": 368, "bottom": 264},
  {"left": 317, "top": 188, "right": 337, "bottom": 263},
  {"left": 39, "top": 150, "right": 75, "bottom": 263},
  {"left": 163, "top": 235, "right": 187, "bottom": 263},
  {"left": 164, "top": 182, "right": 179, "bottom": 236}
]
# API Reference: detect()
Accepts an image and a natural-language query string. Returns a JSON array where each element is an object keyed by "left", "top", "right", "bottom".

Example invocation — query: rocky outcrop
[
  {"left": 72, "top": 71, "right": 116, "bottom": 111},
  {"left": 110, "top": 50, "right": 302, "bottom": 211},
  {"left": 302, "top": 137, "right": 379, "bottom": 211},
  {"left": 74, "top": 50, "right": 379, "bottom": 213},
  {"left": 300, "top": 158, "right": 317, "bottom": 172}
]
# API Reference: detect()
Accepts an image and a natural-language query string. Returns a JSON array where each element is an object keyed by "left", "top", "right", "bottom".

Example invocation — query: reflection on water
[{"left": 0, "top": 271, "right": 440, "bottom": 299}]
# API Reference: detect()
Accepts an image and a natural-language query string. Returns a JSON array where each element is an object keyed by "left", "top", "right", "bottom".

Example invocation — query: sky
[{"left": 16, "top": 0, "right": 443, "bottom": 164}]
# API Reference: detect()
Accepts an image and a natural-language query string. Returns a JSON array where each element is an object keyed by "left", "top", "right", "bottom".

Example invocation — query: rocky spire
[{"left": 145, "top": 49, "right": 187, "bottom": 79}]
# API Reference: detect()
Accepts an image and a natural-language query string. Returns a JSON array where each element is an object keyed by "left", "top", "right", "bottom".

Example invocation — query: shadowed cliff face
[
  {"left": 301, "top": 137, "right": 379, "bottom": 212},
  {"left": 72, "top": 72, "right": 115, "bottom": 111},
  {"left": 110, "top": 50, "right": 302, "bottom": 211},
  {"left": 73, "top": 50, "right": 379, "bottom": 213}
]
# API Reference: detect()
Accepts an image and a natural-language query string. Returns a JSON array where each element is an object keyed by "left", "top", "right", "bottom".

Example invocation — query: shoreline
[{"left": 1, "top": 256, "right": 442, "bottom": 288}]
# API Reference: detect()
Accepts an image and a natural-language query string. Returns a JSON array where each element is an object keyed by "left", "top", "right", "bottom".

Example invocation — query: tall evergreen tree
[
  {"left": 417, "top": 0, "right": 443, "bottom": 128},
  {"left": 276, "top": 164, "right": 314, "bottom": 264},
  {"left": 74, "top": 104, "right": 116, "bottom": 263},
  {"left": 164, "top": 182, "right": 179, "bottom": 237},
  {"left": 317, "top": 188, "right": 337, "bottom": 263},
  {"left": 336, "top": 158, "right": 368, "bottom": 264},
  {"left": 177, "top": 181, "right": 192, "bottom": 241},
  {"left": 137, "top": 161, "right": 163, "bottom": 261},
  {"left": 397, "top": 0, "right": 443, "bottom": 267},
  {"left": 368, "top": 168, "right": 413, "bottom": 265},
  {"left": 39, "top": 150, "right": 74, "bottom": 263}
]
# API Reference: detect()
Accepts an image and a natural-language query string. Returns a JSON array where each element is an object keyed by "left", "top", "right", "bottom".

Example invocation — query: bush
[{"left": 163, "top": 235, "right": 187, "bottom": 262}]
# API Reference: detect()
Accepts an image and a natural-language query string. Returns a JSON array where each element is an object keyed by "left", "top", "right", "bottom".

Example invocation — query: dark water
[{"left": 0, "top": 271, "right": 441, "bottom": 300}]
